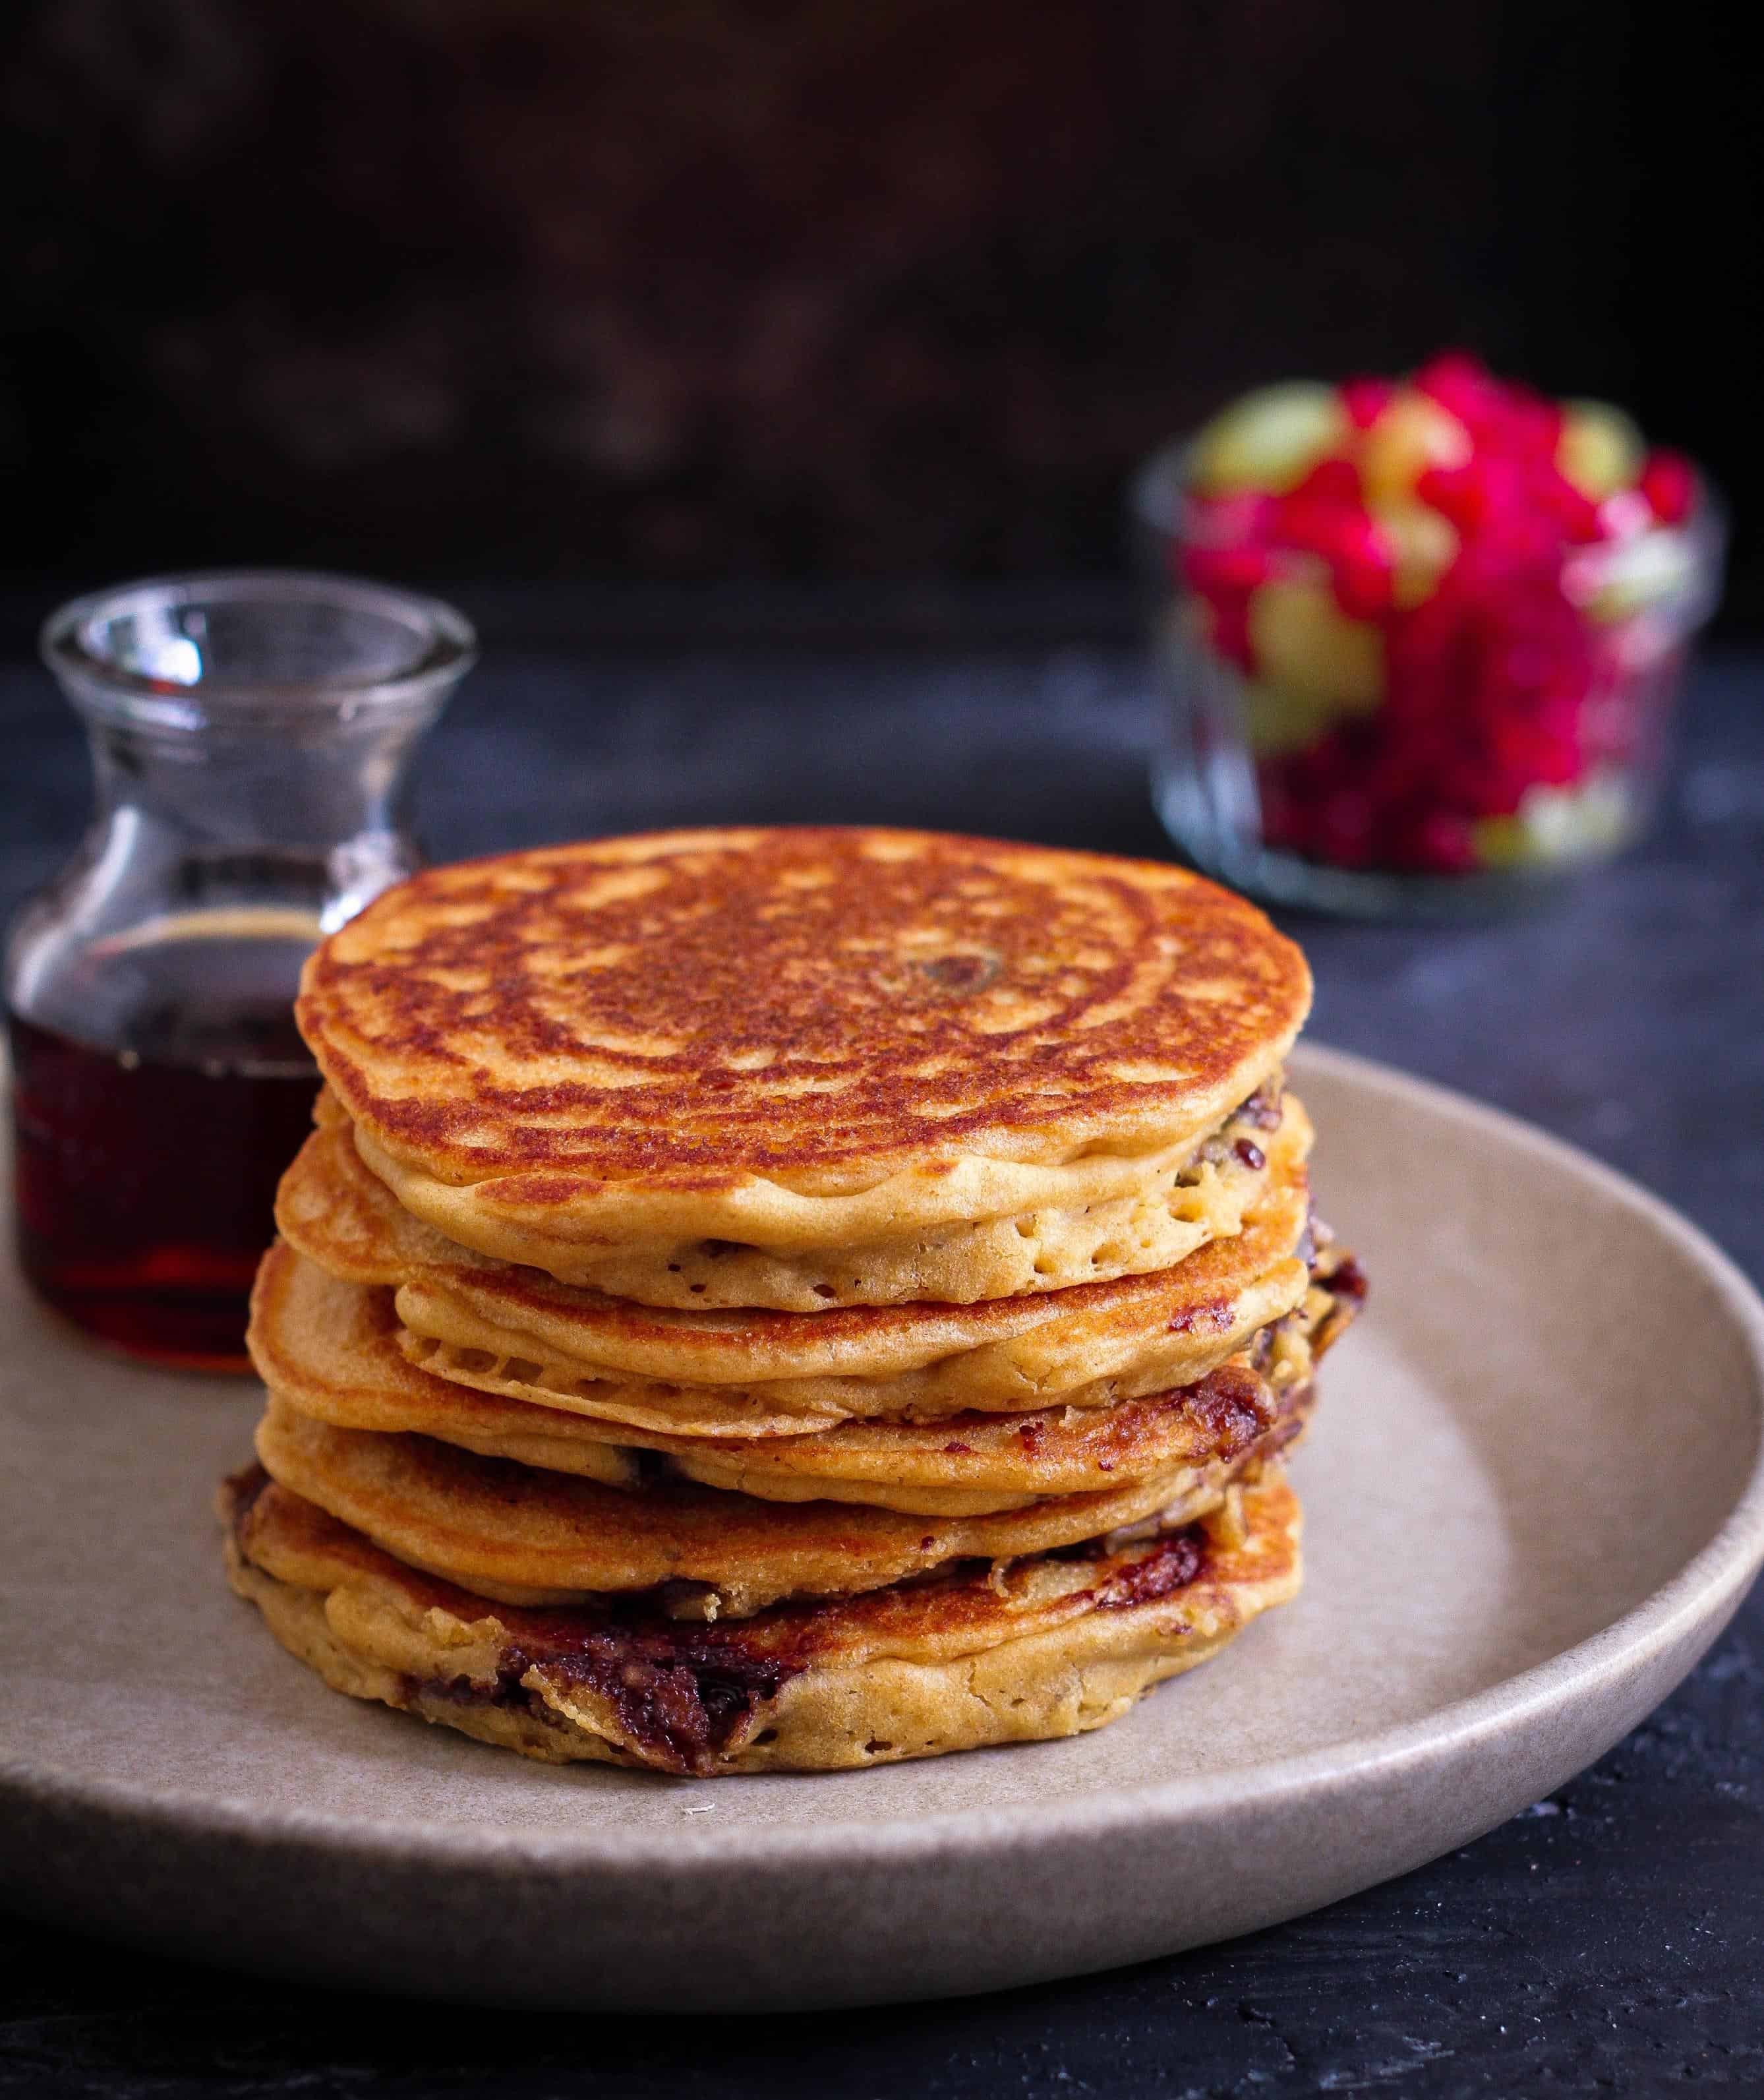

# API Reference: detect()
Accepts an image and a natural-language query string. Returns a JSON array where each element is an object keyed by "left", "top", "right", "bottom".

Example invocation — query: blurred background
[{"left": 1, "top": 0, "right": 1757, "bottom": 624}]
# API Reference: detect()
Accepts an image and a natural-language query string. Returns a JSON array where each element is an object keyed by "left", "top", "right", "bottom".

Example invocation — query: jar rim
[{"left": 40, "top": 569, "right": 477, "bottom": 730}]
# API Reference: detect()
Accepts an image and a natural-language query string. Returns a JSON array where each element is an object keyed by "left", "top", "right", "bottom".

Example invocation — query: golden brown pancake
[
  {"left": 303, "top": 1081, "right": 1296, "bottom": 1312},
  {"left": 295, "top": 829, "right": 1311, "bottom": 1288},
  {"left": 354, "top": 1083, "right": 1283, "bottom": 1310},
  {"left": 221, "top": 1465, "right": 1303, "bottom": 1776},
  {"left": 249, "top": 1240, "right": 1330, "bottom": 1517},
  {"left": 252, "top": 1385, "right": 1308, "bottom": 1618},
  {"left": 276, "top": 1096, "right": 1312, "bottom": 1421}
]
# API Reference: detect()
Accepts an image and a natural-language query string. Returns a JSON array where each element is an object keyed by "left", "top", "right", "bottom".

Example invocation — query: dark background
[{"left": 2, "top": 0, "right": 1758, "bottom": 622}]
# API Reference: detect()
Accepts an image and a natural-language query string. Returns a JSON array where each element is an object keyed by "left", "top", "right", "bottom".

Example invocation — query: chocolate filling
[
  {"left": 1235, "top": 1085, "right": 1285, "bottom": 1132},
  {"left": 404, "top": 1514, "right": 1228, "bottom": 1773},
  {"left": 1309, "top": 1244, "right": 1368, "bottom": 1361},
  {"left": 1252, "top": 1228, "right": 1365, "bottom": 1373},
  {"left": 1191, "top": 1081, "right": 1285, "bottom": 1170},
  {"left": 418, "top": 1621, "right": 797, "bottom": 1775},
  {"left": 1092, "top": 1530, "right": 1208, "bottom": 1609}
]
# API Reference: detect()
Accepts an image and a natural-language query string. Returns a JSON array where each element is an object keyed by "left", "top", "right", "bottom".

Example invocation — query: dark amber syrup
[{"left": 9, "top": 1008, "right": 319, "bottom": 1371}]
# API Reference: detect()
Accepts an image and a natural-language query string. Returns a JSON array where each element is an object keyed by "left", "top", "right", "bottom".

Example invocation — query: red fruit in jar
[
  {"left": 1417, "top": 454, "right": 1534, "bottom": 540},
  {"left": 1339, "top": 376, "right": 1395, "bottom": 431},
  {"left": 1314, "top": 787, "right": 1380, "bottom": 868},
  {"left": 1412, "top": 460, "right": 1483, "bottom": 536},
  {"left": 1490, "top": 716, "right": 1581, "bottom": 793},
  {"left": 1534, "top": 467, "right": 1606, "bottom": 545},
  {"left": 1285, "top": 455, "right": 1363, "bottom": 508},
  {"left": 1331, "top": 554, "right": 1394, "bottom": 622},
  {"left": 1177, "top": 539, "right": 1270, "bottom": 674},
  {"left": 1180, "top": 543, "right": 1274, "bottom": 596},
  {"left": 1413, "top": 351, "right": 1501, "bottom": 430},
  {"left": 1185, "top": 490, "right": 1281, "bottom": 545},
  {"left": 1270, "top": 495, "right": 1350, "bottom": 560},
  {"left": 1639, "top": 448, "right": 1695, "bottom": 525},
  {"left": 1271, "top": 492, "right": 1394, "bottom": 620},
  {"left": 1494, "top": 387, "right": 1564, "bottom": 462},
  {"left": 1392, "top": 807, "right": 1479, "bottom": 875},
  {"left": 1203, "top": 595, "right": 1256, "bottom": 674}
]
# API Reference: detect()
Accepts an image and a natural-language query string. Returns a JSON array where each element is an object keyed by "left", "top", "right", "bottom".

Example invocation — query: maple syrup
[{"left": 9, "top": 965, "right": 320, "bottom": 1371}]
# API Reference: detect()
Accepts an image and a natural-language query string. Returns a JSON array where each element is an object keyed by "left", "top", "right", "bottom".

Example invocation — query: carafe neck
[{"left": 81, "top": 709, "right": 432, "bottom": 932}]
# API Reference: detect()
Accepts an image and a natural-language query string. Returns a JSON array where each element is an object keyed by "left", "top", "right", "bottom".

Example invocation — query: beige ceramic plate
[{"left": 3, "top": 1044, "right": 1763, "bottom": 2011}]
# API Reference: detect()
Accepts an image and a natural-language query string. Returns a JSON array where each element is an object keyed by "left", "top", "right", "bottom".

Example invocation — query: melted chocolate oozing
[{"left": 1326, "top": 1254, "right": 1369, "bottom": 1302}]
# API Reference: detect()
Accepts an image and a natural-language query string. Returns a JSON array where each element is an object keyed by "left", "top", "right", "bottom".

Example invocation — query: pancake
[
  {"left": 295, "top": 829, "right": 1311, "bottom": 1293},
  {"left": 277, "top": 1095, "right": 1313, "bottom": 1424},
  {"left": 252, "top": 1387, "right": 1307, "bottom": 1617},
  {"left": 356, "top": 1084, "right": 1283, "bottom": 1311},
  {"left": 221, "top": 1465, "right": 1303, "bottom": 1776},
  {"left": 249, "top": 1240, "right": 1334, "bottom": 1516},
  {"left": 310, "top": 1082, "right": 1293, "bottom": 1313}
]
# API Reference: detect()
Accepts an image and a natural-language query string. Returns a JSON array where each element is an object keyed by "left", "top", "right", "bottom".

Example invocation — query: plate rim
[{"left": 6, "top": 1040, "right": 1764, "bottom": 1875}]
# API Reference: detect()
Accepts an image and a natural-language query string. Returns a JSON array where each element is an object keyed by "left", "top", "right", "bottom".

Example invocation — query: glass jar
[
  {"left": 6, "top": 571, "right": 475, "bottom": 1369},
  {"left": 1132, "top": 440, "right": 1724, "bottom": 916}
]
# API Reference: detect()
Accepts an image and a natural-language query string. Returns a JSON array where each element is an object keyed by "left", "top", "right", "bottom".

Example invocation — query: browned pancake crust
[
  {"left": 297, "top": 828, "right": 1311, "bottom": 1192},
  {"left": 251, "top": 1380, "right": 1312, "bottom": 1616},
  {"left": 248, "top": 1236, "right": 1338, "bottom": 1513},
  {"left": 221, "top": 1466, "right": 1302, "bottom": 1776}
]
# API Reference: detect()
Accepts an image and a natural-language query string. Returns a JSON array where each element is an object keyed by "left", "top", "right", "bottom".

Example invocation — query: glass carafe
[{"left": 6, "top": 571, "right": 475, "bottom": 1371}]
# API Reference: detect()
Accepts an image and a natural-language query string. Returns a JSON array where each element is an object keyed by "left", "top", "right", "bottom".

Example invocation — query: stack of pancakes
[{"left": 221, "top": 827, "right": 1363, "bottom": 1776}]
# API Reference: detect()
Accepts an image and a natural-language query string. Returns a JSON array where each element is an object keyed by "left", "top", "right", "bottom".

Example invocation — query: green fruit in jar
[
  {"left": 1374, "top": 502, "right": 1459, "bottom": 607},
  {"left": 1190, "top": 382, "right": 1349, "bottom": 497},
  {"left": 1240, "top": 678, "right": 1351, "bottom": 758},
  {"left": 1359, "top": 389, "right": 1473, "bottom": 504},
  {"left": 1247, "top": 576, "right": 1384, "bottom": 710},
  {"left": 1557, "top": 401, "right": 1645, "bottom": 503},
  {"left": 1472, "top": 776, "right": 1633, "bottom": 868}
]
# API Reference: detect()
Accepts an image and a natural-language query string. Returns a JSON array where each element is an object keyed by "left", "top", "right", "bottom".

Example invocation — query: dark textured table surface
[{"left": 3, "top": 601, "right": 1761, "bottom": 2097}]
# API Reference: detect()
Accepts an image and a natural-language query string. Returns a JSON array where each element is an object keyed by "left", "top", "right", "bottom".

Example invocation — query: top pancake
[{"left": 297, "top": 828, "right": 1310, "bottom": 1265}]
